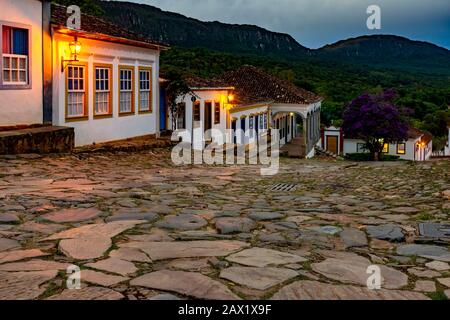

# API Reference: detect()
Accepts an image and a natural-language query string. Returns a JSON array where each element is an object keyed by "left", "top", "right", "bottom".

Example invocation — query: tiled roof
[
  {"left": 408, "top": 128, "right": 432, "bottom": 144},
  {"left": 346, "top": 127, "right": 433, "bottom": 142},
  {"left": 180, "top": 66, "right": 321, "bottom": 106},
  {"left": 408, "top": 128, "right": 425, "bottom": 139},
  {"left": 51, "top": 4, "right": 168, "bottom": 49},
  {"left": 184, "top": 75, "right": 233, "bottom": 89},
  {"left": 218, "top": 65, "right": 322, "bottom": 106},
  {"left": 408, "top": 127, "right": 433, "bottom": 144}
]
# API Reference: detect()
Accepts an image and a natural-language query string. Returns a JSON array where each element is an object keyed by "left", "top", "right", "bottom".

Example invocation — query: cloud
[{"left": 120, "top": 0, "right": 450, "bottom": 48}]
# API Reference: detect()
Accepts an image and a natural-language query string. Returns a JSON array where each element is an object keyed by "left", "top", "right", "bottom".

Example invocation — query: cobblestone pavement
[{"left": 0, "top": 149, "right": 449, "bottom": 300}]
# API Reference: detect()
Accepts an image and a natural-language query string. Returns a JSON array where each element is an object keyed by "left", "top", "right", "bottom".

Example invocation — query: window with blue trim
[{"left": 2, "top": 25, "right": 29, "bottom": 86}]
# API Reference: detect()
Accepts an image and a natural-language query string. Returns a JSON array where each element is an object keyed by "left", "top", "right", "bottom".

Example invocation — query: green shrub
[{"left": 345, "top": 153, "right": 400, "bottom": 161}]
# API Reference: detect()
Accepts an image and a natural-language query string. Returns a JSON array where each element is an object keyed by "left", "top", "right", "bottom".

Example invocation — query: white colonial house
[
  {"left": 0, "top": 1, "right": 167, "bottom": 151},
  {"left": 0, "top": 0, "right": 44, "bottom": 126},
  {"left": 50, "top": 4, "right": 167, "bottom": 146},
  {"left": 168, "top": 66, "right": 323, "bottom": 158},
  {"left": 322, "top": 126, "right": 433, "bottom": 161}
]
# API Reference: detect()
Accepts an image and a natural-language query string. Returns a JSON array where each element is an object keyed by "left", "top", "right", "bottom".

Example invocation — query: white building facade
[
  {"left": 168, "top": 66, "right": 322, "bottom": 158},
  {"left": 0, "top": 0, "right": 43, "bottom": 126},
  {"left": 50, "top": 5, "right": 166, "bottom": 146},
  {"left": 322, "top": 126, "right": 433, "bottom": 161},
  {"left": 52, "top": 35, "right": 161, "bottom": 146}
]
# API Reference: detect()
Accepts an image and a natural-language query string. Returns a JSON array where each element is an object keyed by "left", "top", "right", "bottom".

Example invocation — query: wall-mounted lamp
[
  {"left": 228, "top": 94, "right": 235, "bottom": 103},
  {"left": 61, "top": 36, "right": 82, "bottom": 72}
]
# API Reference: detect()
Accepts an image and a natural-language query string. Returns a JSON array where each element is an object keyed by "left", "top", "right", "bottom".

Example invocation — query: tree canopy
[
  {"left": 342, "top": 90, "right": 411, "bottom": 160},
  {"left": 53, "top": 0, "right": 104, "bottom": 16}
]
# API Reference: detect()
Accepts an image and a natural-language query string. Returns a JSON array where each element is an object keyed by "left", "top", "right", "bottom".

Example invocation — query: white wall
[
  {"left": 344, "top": 138, "right": 425, "bottom": 161},
  {"left": 52, "top": 34, "right": 160, "bottom": 146},
  {"left": 0, "top": 0, "right": 43, "bottom": 126},
  {"left": 171, "top": 90, "right": 230, "bottom": 149},
  {"left": 231, "top": 105, "right": 269, "bottom": 145},
  {"left": 272, "top": 112, "right": 296, "bottom": 146}
]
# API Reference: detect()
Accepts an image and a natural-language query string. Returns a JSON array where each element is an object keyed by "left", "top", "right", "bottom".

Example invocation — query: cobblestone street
[{"left": 0, "top": 149, "right": 449, "bottom": 300}]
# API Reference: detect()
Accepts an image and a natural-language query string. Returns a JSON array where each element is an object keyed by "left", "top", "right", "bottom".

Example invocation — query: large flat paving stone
[
  {"left": 0, "top": 238, "right": 20, "bottom": 252},
  {"left": 220, "top": 267, "right": 298, "bottom": 290},
  {"left": 121, "top": 240, "right": 249, "bottom": 261},
  {"left": 366, "top": 224, "right": 405, "bottom": 242},
  {"left": 47, "top": 287, "right": 124, "bottom": 300},
  {"left": 41, "top": 208, "right": 102, "bottom": 223},
  {"left": 311, "top": 254, "right": 408, "bottom": 289},
  {"left": 0, "top": 270, "right": 58, "bottom": 300},
  {"left": 397, "top": 244, "right": 450, "bottom": 262},
  {"left": 109, "top": 247, "right": 151, "bottom": 263},
  {"left": 44, "top": 221, "right": 142, "bottom": 241},
  {"left": 271, "top": 281, "right": 429, "bottom": 300},
  {"left": 81, "top": 270, "right": 129, "bottom": 287},
  {"left": 86, "top": 258, "right": 137, "bottom": 276},
  {"left": 105, "top": 211, "right": 159, "bottom": 223},
  {"left": 131, "top": 270, "right": 240, "bottom": 300},
  {"left": 156, "top": 214, "right": 207, "bottom": 231},
  {"left": 0, "top": 249, "right": 49, "bottom": 264},
  {"left": 340, "top": 228, "right": 368, "bottom": 248},
  {"left": 215, "top": 218, "right": 257, "bottom": 234},
  {"left": 0, "top": 259, "right": 70, "bottom": 272},
  {"left": 248, "top": 212, "right": 284, "bottom": 221},
  {"left": 0, "top": 213, "right": 20, "bottom": 224},
  {"left": 226, "top": 247, "right": 307, "bottom": 267},
  {"left": 59, "top": 237, "right": 112, "bottom": 260},
  {"left": 18, "top": 221, "right": 66, "bottom": 235}
]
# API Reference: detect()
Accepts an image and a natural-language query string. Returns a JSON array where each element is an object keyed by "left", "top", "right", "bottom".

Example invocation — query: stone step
[{"left": 0, "top": 126, "right": 74, "bottom": 155}]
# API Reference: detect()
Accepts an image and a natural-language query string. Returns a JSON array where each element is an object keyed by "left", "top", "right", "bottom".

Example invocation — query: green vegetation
[
  {"left": 161, "top": 47, "right": 450, "bottom": 149},
  {"left": 53, "top": 0, "right": 104, "bottom": 16},
  {"left": 344, "top": 153, "right": 401, "bottom": 162},
  {"left": 53, "top": 0, "right": 450, "bottom": 150},
  {"left": 413, "top": 212, "right": 435, "bottom": 221},
  {"left": 427, "top": 291, "right": 449, "bottom": 301}
]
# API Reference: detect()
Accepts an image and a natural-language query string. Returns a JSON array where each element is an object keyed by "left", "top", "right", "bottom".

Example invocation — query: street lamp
[{"left": 61, "top": 36, "right": 82, "bottom": 72}]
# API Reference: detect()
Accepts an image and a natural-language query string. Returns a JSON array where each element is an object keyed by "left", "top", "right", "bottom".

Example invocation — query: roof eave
[
  {"left": 52, "top": 25, "right": 170, "bottom": 51},
  {"left": 190, "top": 86, "right": 235, "bottom": 91}
]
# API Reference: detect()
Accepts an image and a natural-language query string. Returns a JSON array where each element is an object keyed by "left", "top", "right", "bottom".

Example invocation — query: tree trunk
[{"left": 373, "top": 152, "right": 380, "bottom": 161}]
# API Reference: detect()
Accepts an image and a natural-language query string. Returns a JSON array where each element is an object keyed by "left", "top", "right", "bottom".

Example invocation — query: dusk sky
[{"left": 117, "top": 0, "right": 450, "bottom": 49}]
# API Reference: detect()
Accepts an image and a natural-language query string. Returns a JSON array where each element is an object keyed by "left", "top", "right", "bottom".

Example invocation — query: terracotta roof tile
[
  {"left": 218, "top": 65, "right": 322, "bottom": 106},
  {"left": 51, "top": 4, "right": 168, "bottom": 49},
  {"left": 408, "top": 127, "right": 433, "bottom": 142},
  {"left": 184, "top": 75, "right": 232, "bottom": 89}
]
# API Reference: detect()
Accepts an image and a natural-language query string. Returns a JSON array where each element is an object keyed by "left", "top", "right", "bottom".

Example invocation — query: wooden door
[
  {"left": 232, "top": 120, "right": 237, "bottom": 144},
  {"left": 326, "top": 136, "right": 338, "bottom": 154}
]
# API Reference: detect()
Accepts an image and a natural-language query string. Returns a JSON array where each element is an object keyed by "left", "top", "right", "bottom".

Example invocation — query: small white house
[
  {"left": 0, "top": 2, "right": 169, "bottom": 151},
  {"left": 168, "top": 66, "right": 322, "bottom": 158},
  {"left": 0, "top": 0, "right": 44, "bottom": 126},
  {"left": 50, "top": 4, "right": 168, "bottom": 146},
  {"left": 321, "top": 126, "right": 343, "bottom": 155},
  {"left": 323, "top": 126, "right": 433, "bottom": 161}
]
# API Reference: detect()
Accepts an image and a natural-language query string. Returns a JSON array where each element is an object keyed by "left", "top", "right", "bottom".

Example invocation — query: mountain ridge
[
  {"left": 93, "top": 0, "right": 449, "bottom": 74},
  {"left": 97, "top": 0, "right": 308, "bottom": 56}
]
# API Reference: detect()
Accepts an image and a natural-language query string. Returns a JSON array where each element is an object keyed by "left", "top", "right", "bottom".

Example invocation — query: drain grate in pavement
[
  {"left": 269, "top": 183, "right": 298, "bottom": 192},
  {"left": 419, "top": 223, "right": 450, "bottom": 239}
]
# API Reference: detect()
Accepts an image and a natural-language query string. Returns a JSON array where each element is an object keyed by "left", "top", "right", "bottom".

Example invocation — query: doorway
[
  {"left": 232, "top": 120, "right": 237, "bottom": 144},
  {"left": 326, "top": 136, "right": 338, "bottom": 154},
  {"left": 240, "top": 117, "right": 246, "bottom": 145},
  {"left": 160, "top": 87, "right": 166, "bottom": 130},
  {"left": 204, "top": 102, "right": 212, "bottom": 141}
]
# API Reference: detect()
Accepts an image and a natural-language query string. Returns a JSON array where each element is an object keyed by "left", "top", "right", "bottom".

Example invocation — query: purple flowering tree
[{"left": 342, "top": 90, "right": 410, "bottom": 160}]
